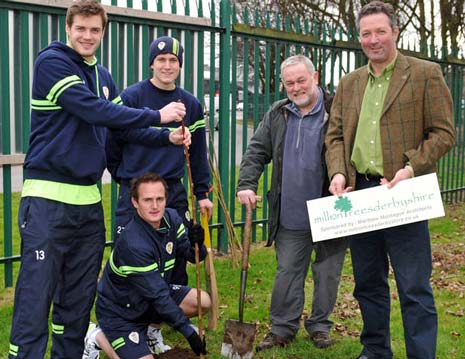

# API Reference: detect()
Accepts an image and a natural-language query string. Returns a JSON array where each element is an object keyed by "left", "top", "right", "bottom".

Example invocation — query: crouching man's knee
[{"left": 181, "top": 289, "right": 211, "bottom": 317}]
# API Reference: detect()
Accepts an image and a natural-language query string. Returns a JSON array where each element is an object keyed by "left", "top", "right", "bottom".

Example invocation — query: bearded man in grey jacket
[{"left": 236, "top": 54, "right": 348, "bottom": 352}]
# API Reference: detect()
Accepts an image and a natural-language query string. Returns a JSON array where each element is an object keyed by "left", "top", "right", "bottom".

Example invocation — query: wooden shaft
[
  {"left": 242, "top": 195, "right": 261, "bottom": 271},
  {"left": 242, "top": 203, "right": 253, "bottom": 271},
  {"left": 181, "top": 118, "right": 197, "bottom": 224},
  {"left": 194, "top": 242, "right": 203, "bottom": 353},
  {"left": 202, "top": 212, "right": 219, "bottom": 330},
  {"left": 181, "top": 114, "right": 203, "bottom": 353}
]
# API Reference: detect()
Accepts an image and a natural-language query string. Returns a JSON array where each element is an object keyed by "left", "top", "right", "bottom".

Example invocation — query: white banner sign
[{"left": 307, "top": 173, "right": 445, "bottom": 242}]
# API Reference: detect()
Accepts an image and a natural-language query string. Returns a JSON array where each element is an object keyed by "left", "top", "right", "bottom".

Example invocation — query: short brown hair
[
  {"left": 357, "top": 1, "right": 397, "bottom": 31},
  {"left": 130, "top": 173, "right": 168, "bottom": 201},
  {"left": 66, "top": 0, "right": 108, "bottom": 29}
]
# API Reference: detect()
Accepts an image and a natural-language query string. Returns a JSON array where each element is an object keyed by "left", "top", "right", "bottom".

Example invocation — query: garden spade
[{"left": 221, "top": 201, "right": 257, "bottom": 359}]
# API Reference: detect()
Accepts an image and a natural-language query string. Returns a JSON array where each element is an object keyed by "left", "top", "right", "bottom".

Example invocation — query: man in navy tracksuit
[
  {"left": 95, "top": 173, "right": 209, "bottom": 358},
  {"left": 106, "top": 36, "right": 213, "bottom": 285},
  {"left": 8, "top": 1, "right": 189, "bottom": 358}
]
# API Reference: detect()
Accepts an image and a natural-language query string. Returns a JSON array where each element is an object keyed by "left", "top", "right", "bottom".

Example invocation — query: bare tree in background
[
  {"left": 233, "top": 0, "right": 464, "bottom": 94},
  {"left": 234, "top": 0, "right": 464, "bottom": 54},
  {"left": 439, "top": 0, "right": 464, "bottom": 56}
]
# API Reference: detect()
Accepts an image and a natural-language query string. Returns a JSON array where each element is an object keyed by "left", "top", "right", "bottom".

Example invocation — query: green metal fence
[{"left": 1, "top": 0, "right": 464, "bottom": 288}]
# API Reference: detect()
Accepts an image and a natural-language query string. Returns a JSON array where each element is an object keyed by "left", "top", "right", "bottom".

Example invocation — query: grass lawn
[
  {"left": 169, "top": 203, "right": 465, "bottom": 359},
  {"left": 0, "top": 194, "right": 464, "bottom": 358}
]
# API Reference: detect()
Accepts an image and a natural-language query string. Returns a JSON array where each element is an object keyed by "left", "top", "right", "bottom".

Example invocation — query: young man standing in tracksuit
[
  {"left": 95, "top": 173, "right": 209, "bottom": 358},
  {"left": 106, "top": 35, "right": 212, "bottom": 258},
  {"left": 8, "top": 1, "right": 189, "bottom": 358}
]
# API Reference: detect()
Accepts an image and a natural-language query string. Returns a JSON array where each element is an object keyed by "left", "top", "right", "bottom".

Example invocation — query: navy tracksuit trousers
[{"left": 9, "top": 197, "right": 105, "bottom": 359}]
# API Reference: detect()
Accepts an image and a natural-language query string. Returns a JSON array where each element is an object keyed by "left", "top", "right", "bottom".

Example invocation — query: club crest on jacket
[
  {"left": 129, "top": 331, "right": 139, "bottom": 344},
  {"left": 166, "top": 242, "right": 173, "bottom": 255},
  {"left": 103, "top": 86, "right": 109, "bottom": 99}
]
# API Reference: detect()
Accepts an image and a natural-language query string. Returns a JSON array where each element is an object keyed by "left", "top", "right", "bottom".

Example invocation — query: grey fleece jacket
[{"left": 236, "top": 90, "right": 332, "bottom": 246}]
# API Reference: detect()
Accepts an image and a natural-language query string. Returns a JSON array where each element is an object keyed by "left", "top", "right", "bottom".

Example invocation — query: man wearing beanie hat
[
  {"left": 95, "top": 36, "right": 212, "bottom": 356},
  {"left": 149, "top": 36, "right": 184, "bottom": 67}
]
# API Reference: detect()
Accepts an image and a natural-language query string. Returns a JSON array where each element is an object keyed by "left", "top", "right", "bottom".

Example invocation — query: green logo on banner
[{"left": 334, "top": 196, "right": 352, "bottom": 212}]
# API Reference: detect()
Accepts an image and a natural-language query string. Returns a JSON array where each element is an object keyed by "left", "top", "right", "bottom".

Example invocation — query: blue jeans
[{"left": 351, "top": 175, "right": 437, "bottom": 359}]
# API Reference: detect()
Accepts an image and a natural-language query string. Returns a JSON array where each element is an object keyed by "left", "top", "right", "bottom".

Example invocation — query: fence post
[
  {"left": 217, "top": 0, "right": 231, "bottom": 253},
  {"left": 1, "top": 8, "right": 13, "bottom": 288}
]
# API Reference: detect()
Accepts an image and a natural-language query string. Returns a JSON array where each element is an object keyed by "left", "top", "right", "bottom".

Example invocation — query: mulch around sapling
[{"left": 154, "top": 347, "right": 199, "bottom": 359}]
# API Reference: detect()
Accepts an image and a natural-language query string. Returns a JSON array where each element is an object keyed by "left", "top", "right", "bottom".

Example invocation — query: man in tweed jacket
[{"left": 325, "top": 2, "right": 455, "bottom": 359}]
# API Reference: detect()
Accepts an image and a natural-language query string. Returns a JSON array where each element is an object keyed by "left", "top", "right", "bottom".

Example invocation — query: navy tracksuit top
[
  {"left": 25, "top": 41, "right": 166, "bottom": 185},
  {"left": 105, "top": 80, "right": 210, "bottom": 200},
  {"left": 96, "top": 208, "right": 207, "bottom": 338}
]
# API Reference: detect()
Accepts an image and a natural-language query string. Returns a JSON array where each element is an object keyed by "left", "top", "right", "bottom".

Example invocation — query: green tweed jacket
[{"left": 325, "top": 52, "right": 456, "bottom": 190}]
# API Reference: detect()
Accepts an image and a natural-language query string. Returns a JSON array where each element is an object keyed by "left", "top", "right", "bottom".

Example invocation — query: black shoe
[
  {"left": 255, "top": 332, "right": 293, "bottom": 352},
  {"left": 309, "top": 331, "right": 335, "bottom": 349}
]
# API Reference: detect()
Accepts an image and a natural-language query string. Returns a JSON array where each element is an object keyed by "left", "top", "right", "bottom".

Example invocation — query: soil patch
[{"left": 154, "top": 347, "right": 199, "bottom": 359}]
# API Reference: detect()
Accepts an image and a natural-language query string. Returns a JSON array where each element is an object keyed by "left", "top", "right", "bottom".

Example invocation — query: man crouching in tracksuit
[{"left": 94, "top": 172, "right": 210, "bottom": 358}]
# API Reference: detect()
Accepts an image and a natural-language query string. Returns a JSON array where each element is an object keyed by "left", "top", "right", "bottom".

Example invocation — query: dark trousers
[
  {"left": 9, "top": 197, "right": 105, "bottom": 359},
  {"left": 270, "top": 226, "right": 347, "bottom": 338},
  {"left": 351, "top": 175, "right": 437, "bottom": 359},
  {"left": 114, "top": 180, "right": 189, "bottom": 285}
]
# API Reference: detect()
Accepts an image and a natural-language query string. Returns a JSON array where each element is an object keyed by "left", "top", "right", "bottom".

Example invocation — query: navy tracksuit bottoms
[{"left": 9, "top": 197, "right": 105, "bottom": 359}]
